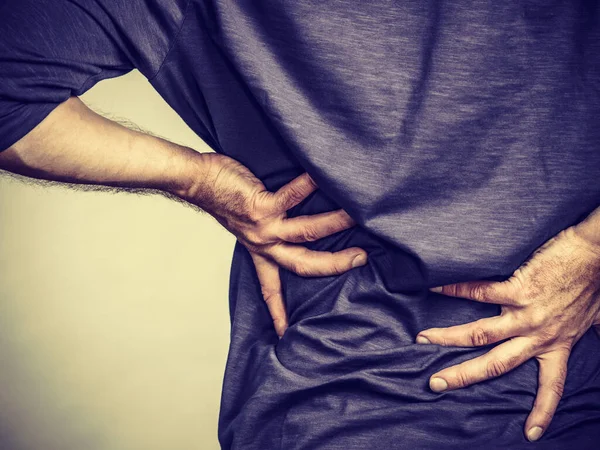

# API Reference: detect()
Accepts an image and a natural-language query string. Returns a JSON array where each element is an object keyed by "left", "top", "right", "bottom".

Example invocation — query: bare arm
[
  {"left": 0, "top": 97, "right": 203, "bottom": 198},
  {"left": 0, "top": 96, "right": 368, "bottom": 337}
]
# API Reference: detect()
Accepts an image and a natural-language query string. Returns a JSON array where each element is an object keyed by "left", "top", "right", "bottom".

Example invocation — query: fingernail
[
  {"left": 527, "top": 426, "right": 543, "bottom": 442},
  {"left": 416, "top": 335, "right": 431, "bottom": 344},
  {"left": 351, "top": 253, "right": 367, "bottom": 268},
  {"left": 429, "top": 286, "right": 443, "bottom": 293},
  {"left": 430, "top": 377, "right": 448, "bottom": 392}
]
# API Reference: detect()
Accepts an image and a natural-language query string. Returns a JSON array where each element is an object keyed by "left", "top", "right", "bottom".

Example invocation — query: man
[{"left": 1, "top": 1, "right": 600, "bottom": 448}]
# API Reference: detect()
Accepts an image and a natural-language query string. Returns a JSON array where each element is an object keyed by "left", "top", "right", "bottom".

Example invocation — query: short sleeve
[{"left": 0, "top": 0, "right": 189, "bottom": 151}]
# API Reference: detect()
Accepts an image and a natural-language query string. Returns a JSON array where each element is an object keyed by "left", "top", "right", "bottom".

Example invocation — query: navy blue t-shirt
[{"left": 2, "top": 1, "right": 600, "bottom": 449}]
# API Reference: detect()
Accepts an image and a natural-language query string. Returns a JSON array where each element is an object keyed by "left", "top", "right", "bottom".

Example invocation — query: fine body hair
[{"left": 0, "top": 102, "right": 205, "bottom": 215}]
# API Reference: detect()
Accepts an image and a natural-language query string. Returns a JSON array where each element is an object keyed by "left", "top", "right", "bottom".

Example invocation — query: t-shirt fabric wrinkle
[{"left": 1, "top": 1, "right": 600, "bottom": 449}]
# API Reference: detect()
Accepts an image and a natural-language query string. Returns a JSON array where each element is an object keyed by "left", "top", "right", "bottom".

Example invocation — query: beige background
[{"left": 0, "top": 70, "right": 233, "bottom": 450}]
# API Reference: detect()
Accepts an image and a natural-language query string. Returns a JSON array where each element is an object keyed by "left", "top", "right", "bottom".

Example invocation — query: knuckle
[
  {"left": 548, "top": 379, "right": 565, "bottom": 399},
  {"left": 509, "top": 270, "right": 528, "bottom": 297},
  {"left": 470, "top": 327, "right": 490, "bottom": 347},
  {"left": 530, "top": 334, "right": 547, "bottom": 350},
  {"left": 244, "top": 229, "right": 270, "bottom": 247},
  {"left": 447, "top": 283, "right": 459, "bottom": 297},
  {"left": 454, "top": 371, "right": 471, "bottom": 388},
  {"left": 301, "top": 225, "right": 320, "bottom": 242},
  {"left": 528, "top": 310, "right": 547, "bottom": 329},
  {"left": 485, "top": 358, "right": 508, "bottom": 378},
  {"left": 471, "top": 284, "right": 491, "bottom": 302},
  {"left": 535, "top": 326, "right": 558, "bottom": 345},
  {"left": 261, "top": 289, "right": 279, "bottom": 305},
  {"left": 242, "top": 234, "right": 272, "bottom": 254},
  {"left": 246, "top": 193, "right": 272, "bottom": 223},
  {"left": 280, "top": 187, "right": 304, "bottom": 209}
]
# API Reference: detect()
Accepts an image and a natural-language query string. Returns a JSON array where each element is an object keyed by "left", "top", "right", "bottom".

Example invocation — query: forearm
[{"left": 0, "top": 96, "right": 206, "bottom": 200}]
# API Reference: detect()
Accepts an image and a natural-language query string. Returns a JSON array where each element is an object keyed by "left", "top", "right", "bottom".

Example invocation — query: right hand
[{"left": 186, "top": 152, "right": 368, "bottom": 337}]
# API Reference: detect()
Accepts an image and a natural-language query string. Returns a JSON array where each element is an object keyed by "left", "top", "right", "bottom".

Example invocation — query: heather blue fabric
[{"left": 1, "top": 1, "right": 600, "bottom": 449}]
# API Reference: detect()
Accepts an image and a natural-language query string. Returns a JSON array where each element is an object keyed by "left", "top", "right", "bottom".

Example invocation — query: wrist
[{"left": 165, "top": 148, "right": 215, "bottom": 204}]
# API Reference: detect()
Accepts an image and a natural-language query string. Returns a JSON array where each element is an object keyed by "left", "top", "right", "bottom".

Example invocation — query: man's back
[
  {"left": 169, "top": 2, "right": 600, "bottom": 448},
  {"left": 1, "top": 1, "right": 600, "bottom": 448}
]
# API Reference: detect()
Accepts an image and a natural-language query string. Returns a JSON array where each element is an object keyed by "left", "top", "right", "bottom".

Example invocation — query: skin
[
  {"left": 0, "top": 96, "right": 368, "bottom": 339},
  {"left": 2, "top": 96, "right": 600, "bottom": 442},
  {"left": 188, "top": 152, "right": 368, "bottom": 337},
  {"left": 417, "top": 223, "right": 600, "bottom": 442}
]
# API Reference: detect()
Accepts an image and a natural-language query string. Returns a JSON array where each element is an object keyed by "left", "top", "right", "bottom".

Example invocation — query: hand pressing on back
[
  {"left": 0, "top": 98, "right": 366, "bottom": 340},
  {"left": 186, "top": 152, "right": 368, "bottom": 338},
  {"left": 416, "top": 224, "right": 600, "bottom": 442}
]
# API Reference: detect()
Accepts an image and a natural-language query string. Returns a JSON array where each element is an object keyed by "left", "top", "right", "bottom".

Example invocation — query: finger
[
  {"left": 250, "top": 252, "right": 288, "bottom": 338},
  {"left": 271, "top": 172, "right": 318, "bottom": 212},
  {"left": 268, "top": 243, "right": 367, "bottom": 277},
  {"left": 277, "top": 209, "right": 356, "bottom": 243},
  {"left": 428, "top": 336, "right": 534, "bottom": 392},
  {"left": 524, "top": 349, "right": 569, "bottom": 442},
  {"left": 429, "top": 279, "right": 521, "bottom": 306},
  {"left": 417, "top": 314, "right": 519, "bottom": 347}
]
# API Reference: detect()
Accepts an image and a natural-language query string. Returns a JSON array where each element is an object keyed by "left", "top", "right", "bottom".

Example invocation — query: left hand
[{"left": 416, "top": 226, "right": 600, "bottom": 442}]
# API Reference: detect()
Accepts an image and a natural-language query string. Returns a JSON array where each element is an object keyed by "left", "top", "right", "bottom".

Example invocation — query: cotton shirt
[{"left": 1, "top": 1, "right": 600, "bottom": 449}]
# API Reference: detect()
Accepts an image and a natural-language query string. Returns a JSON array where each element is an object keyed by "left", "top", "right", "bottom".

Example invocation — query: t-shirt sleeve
[{"left": 0, "top": 0, "right": 189, "bottom": 152}]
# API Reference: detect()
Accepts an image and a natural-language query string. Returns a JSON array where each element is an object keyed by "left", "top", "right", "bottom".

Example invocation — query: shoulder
[{"left": 0, "top": 0, "right": 190, "bottom": 77}]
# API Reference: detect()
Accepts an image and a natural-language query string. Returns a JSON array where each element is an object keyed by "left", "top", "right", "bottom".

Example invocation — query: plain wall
[{"left": 0, "top": 70, "right": 233, "bottom": 450}]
